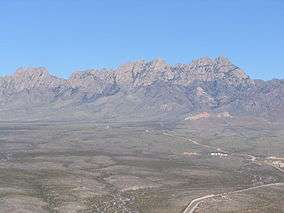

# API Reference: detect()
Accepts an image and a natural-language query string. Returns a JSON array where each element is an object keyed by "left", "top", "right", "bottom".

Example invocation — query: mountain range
[{"left": 0, "top": 57, "right": 283, "bottom": 122}]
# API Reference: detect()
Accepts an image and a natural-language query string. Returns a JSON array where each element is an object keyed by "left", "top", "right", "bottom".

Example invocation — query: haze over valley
[
  {"left": 0, "top": 57, "right": 283, "bottom": 212},
  {"left": 1, "top": 0, "right": 284, "bottom": 212}
]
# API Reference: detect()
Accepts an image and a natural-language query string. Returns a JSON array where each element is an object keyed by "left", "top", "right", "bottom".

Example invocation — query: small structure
[
  {"left": 272, "top": 161, "right": 284, "bottom": 168},
  {"left": 210, "top": 152, "right": 228, "bottom": 157}
]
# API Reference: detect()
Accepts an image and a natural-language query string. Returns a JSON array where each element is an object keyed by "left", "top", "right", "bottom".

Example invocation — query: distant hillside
[{"left": 0, "top": 57, "right": 283, "bottom": 121}]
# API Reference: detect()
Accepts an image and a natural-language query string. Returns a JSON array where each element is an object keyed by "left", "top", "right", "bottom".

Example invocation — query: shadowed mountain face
[{"left": 0, "top": 57, "right": 283, "bottom": 121}]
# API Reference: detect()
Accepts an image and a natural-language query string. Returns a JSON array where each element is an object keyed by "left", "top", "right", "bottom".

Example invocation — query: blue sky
[{"left": 0, "top": 0, "right": 283, "bottom": 79}]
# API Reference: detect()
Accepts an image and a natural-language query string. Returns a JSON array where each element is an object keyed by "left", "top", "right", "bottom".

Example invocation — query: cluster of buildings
[
  {"left": 272, "top": 161, "right": 284, "bottom": 168},
  {"left": 210, "top": 152, "right": 228, "bottom": 157}
]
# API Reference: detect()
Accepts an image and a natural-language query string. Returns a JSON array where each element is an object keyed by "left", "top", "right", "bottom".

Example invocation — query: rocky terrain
[
  {"left": 0, "top": 57, "right": 283, "bottom": 122},
  {"left": 0, "top": 57, "right": 284, "bottom": 212},
  {"left": 0, "top": 119, "right": 283, "bottom": 213}
]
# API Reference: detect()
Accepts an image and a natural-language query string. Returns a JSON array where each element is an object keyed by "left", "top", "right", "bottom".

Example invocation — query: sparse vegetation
[{"left": 0, "top": 120, "right": 283, "bottom": 212}]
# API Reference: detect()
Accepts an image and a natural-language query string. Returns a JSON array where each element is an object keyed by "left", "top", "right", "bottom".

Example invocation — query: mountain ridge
[{"left": 0, "top": 57, "right": 283, "bottom": 122}]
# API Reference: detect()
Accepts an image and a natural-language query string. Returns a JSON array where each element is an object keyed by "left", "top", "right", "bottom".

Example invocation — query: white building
[{"left": 210, "top": 152, "right": 228, "bottom": 157}]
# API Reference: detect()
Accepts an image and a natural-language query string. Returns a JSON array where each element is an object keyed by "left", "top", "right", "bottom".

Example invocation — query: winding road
[
  {"left": 162, "top": 131, "right": 284, "bottom": 213},
  {"left": 182, "top": 194, "right": 215, "bottom": 213},
  {"left": 182, "top": 182, "right": 284, "bottom": 213}
]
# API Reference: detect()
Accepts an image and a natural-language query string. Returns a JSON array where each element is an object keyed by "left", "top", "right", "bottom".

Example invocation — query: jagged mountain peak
[
  {"left": 2, "top": 57, "right": 253, "bottom": 91},
  {"left": 149, "top": 58, "right": 168, "bottom": 68},
  {"left": 188, "top": 56, "right": 232, "bottom": 67},
  {"left": 116, "top": 58, "right": 169, "bottom": 72},
  {"left": 214, "top": 56, "right": 232, "bottom": 65},
  {"left": 191, "top": 57, "right": 214, "bottom": 66},
  {"left": 14, "top": 67, "right": 50, "bottom": 78},
  {"left": 6, "top": 56, "right": 237, "bottom": 81},
  {"left": 1, "top": 57, "right": 254, "bottom": 89},
  {"left": 0, "top": 67, "right": 64, "bottom": 95},
  {"left": 0, "top": 57, "right": 282, "bottom": 122}
]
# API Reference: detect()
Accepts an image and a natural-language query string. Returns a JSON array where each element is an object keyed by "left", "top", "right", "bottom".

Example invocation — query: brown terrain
[
  {"left": 0, "top": 57, "right": 283, "bottom": 122},
  {"left": 0, "top": 57, "right": 283, "bottom": 212}
]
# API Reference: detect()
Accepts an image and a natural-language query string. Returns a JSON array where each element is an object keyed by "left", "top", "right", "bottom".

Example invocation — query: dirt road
[{"left": 161, "top": 132, "right": 284, "bottom": 213}]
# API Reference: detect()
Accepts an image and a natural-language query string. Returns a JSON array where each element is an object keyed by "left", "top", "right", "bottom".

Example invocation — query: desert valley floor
[{"left": 0, "top": 118, "right": 283, "bottom": 213}]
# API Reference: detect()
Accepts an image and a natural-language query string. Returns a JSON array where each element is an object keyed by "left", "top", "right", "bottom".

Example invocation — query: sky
[{"left": 0, "top": 0, "right": 283, "bottom": 80}]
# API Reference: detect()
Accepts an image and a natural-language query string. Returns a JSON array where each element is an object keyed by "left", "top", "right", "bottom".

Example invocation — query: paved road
[
  {"left": 182, "top": 194, "right": 215, "bottom": 213},
  {"left": 163, "top": 131, "right": 263, "bottom": 163},
  {"left": 162, "top": 132, "right": 224, "bottom": 151},
  {"left": 162, "top": 132, "right": 284, "bottom": 213},
  {"left": 182, "top": 182, "right": 284, "bottom": 213},
  {"left": 265, "top": 161, "right": 284, "bottom": 173}
]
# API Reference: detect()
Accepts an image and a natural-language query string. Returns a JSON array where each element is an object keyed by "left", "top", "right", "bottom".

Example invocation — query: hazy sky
[{"left": 0, "top": 0, "right": 283, "bottom": 79}]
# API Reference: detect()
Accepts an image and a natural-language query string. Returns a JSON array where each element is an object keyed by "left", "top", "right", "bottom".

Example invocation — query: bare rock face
[
  {"left": 69, "top": 69, "right": 116, "bottom": 91},
  {"left": 173, "top": 57, "right": 253, "bottom": 86},
  {"left": 0, "top": 67, "right": 66, "bottom": 107},
  {"left": 67, "top": 56, "right": 253, "bottom": 90},
  {"left": 0, "top": 57, "right": 282, "bottom": 121},
  {"left": 114, "top": 58, "right": 174, "bottom": 87},
  {"left": 11, "top": 67, "right": 63, "bottom": 90}
]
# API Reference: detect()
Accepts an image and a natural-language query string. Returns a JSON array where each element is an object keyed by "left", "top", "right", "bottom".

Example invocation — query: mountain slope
[{"left": 0, "top": 57, "right": 283, "bottom": 121}]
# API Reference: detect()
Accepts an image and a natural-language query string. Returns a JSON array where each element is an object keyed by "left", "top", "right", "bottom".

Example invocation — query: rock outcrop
[{"left": 0, "top": 57, "right": 282, "bottom": 121}]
